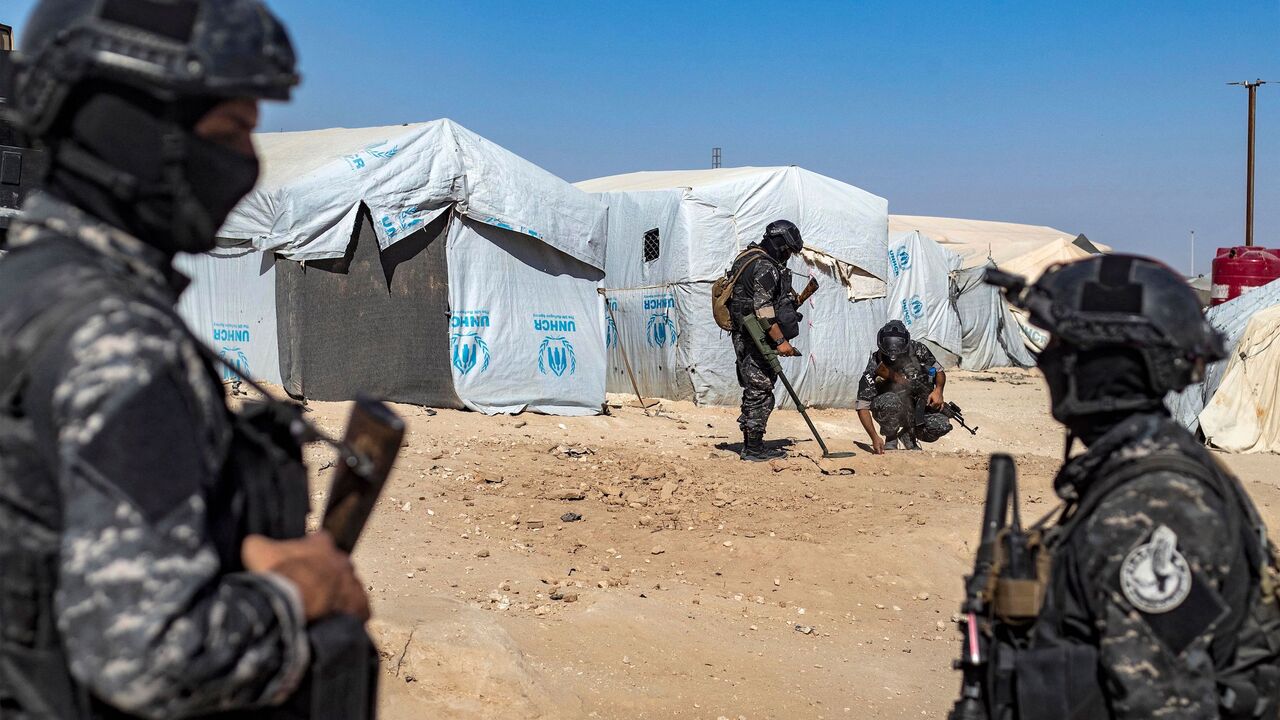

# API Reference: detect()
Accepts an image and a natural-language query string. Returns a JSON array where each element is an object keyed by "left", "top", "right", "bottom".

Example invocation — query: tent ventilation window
[{"left": 643, "top": 228, "right": 661, "bottom": 263}]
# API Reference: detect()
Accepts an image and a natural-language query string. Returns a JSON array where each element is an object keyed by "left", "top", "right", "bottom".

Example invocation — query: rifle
[
  {"left": 941, "top": 401, "right": 979, "bottom": 435},
  {"left": 948, "top": 454, "right": 1043, "bottom": 720},
  {"left": 738, "top": 313, "right": 853, "bottom": 459},
  {"left": 795, "top": 276, "right": 820, "bottom": 306}
]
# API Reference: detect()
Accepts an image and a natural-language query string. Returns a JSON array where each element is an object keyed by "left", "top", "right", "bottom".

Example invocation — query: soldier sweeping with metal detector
[{"left": 712, "top": 219, "right": 847, "bottom": 461}]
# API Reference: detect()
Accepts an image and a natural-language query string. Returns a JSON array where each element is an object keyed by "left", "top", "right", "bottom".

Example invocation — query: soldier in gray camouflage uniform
[
  {"left": 959, "top": 255, "right": 1280, "bottom": 719},
  {"left": 856, "top": 320, "right": 952, "bottom": 453},
  {"left": 0, "top": 1, "right": 372, "bottom": 718},
  {"left": 728, "top": 220, "right": 805, "bottom": 461}
]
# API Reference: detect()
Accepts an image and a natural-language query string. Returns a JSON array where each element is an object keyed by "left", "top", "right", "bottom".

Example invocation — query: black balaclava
[
  {"left": 44, "top": 83, "right": 260, "bottom": 256},
  {"left": 1042, "top": 344, "right": 1162, "bottom": 446}
]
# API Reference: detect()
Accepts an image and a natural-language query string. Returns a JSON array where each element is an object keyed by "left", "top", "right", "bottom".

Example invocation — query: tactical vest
[
  {"left": 994, "top": 447, "right": 1280, "bottom": 720},
  {"left": 0, "top": 237, "right": 375, "bottom": 719},
  {"left": 727, "top": 248, "right": 802, "bottom": 339}
]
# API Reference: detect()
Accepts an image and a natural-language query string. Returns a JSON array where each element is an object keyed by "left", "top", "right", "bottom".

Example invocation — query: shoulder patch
[{"left": 1120, "top": 525, "right": 1192, "bottom": 614}]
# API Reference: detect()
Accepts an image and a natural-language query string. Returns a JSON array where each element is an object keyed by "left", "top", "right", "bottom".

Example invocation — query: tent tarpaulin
[
  {"left": 578, "top": 166, "right": 889, "bottom": 409},
  {"left": 887, "top": 231, "right": 963, "bottom": 358},
  {"left": 1169, "top": 278, "right": 1280, "bottom": 434},
  {"left": 888, "top": 215, "right": 1103, "bottom": 279},
  {"left": 1198, "top": 303, "right": 1280, "bottom": 453},
  {"left": 176, "top": 245, "right": 282, "bottom": 385},
  {"left": 224, "top": 120, "right": 607, "bottom": 270},
  {"left": 950, "top": 264, "right": 1037, "bottom": 370},
  {"left": 194, "top": 119, "right": 609, "bottom": 415}
]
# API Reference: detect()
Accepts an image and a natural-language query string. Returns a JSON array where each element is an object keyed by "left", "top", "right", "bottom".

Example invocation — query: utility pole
[
  {"left": 1229, "top": 80, "right": 1267, "bottom": 246},
  {"left": 1190, "top": 229, "right": 1196, "bottom": 276},
  {"left": 712, "top": 147, "right": 721, "bottom": 169}
]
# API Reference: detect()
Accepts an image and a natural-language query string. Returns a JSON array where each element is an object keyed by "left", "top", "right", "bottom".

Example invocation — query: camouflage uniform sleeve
[
  {"left": 1074, "top": 471, "right": 1237, "bottom": 719},
  {"left": 749, "top": 262, "right": 782, "bottom": 316},
  {"left": 913, "top": 342, "right": 943, "bottom": 374},
  {"left": 48, "top": 297, "right": 310, "bottom": 718},
  {"left": 856, "top": 353, "right": 880, "bottom": 410}
]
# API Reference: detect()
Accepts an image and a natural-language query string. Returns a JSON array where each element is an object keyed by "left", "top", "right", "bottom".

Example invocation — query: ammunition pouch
[
  {"left": 775, "top": 296, "right": 802, "bottom": 340},
  {"left": 986, "top": 528, "right": 1052, "bottom": 625},
  {"left": 1008, "top": 643, "right": 1107, "bottom": 720}
]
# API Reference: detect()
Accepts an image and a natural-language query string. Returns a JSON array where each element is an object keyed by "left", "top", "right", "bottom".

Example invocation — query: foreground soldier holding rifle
[
  {"left": 949, "top": 255, "right": 1280, "bottom": 720},
  {"left": 0, "top": 1, "right": 401, "bottom": 717}
]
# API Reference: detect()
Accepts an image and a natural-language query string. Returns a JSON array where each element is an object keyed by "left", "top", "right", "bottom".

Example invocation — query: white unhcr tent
[
  {"left": 886, "top": 231, "right": 964, "bottom": 365},
  {"left": 176, "top": 245, "right": 281, "bottom": 385},
  {"left": 577, "top": 166, "right": 888, "bottom": 409},
  {"left": 890, "top": 215, "right": 1106, "bottom": 352},
  {"left": 182, "top": 119, "right": 609, "bottom": 416}
]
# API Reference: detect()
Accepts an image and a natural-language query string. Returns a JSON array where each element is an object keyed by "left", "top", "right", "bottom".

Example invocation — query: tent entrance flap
[{"left": 275, "top": 211, "right": 464, "bottom": 408}]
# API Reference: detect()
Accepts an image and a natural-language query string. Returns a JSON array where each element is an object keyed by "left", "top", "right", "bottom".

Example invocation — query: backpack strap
[{"left": 728, "top": 247, "right": 770, "bottom": 289}]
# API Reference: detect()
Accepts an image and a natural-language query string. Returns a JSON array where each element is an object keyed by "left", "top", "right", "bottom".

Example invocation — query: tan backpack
[{"left": 711, "top": 248, "right": 769, "bottom": 331}]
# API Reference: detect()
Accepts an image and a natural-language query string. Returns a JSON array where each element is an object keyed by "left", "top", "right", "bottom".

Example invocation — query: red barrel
[{"left": 1211, "top": 246, "right": 1280, "bottom": 305}]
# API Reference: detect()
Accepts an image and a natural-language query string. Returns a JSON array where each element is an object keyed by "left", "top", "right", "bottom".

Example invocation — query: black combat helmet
[
  {"left": 762, "top": 219, "right": 803, "bottom": 261},
  {"left": 877, "top": 320, "right": 911, "bottom": 363},
  {"left": 989, "top": 254, "right": 1226, "bottom": 422},
  {"left": 8, "top": 0, "right": 299, "bottom": 254},
  {"left": 11, "top": 0, "right": 299, "bottom": 136}
]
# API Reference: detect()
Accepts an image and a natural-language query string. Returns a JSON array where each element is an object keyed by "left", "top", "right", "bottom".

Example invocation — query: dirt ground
[{"left": 284, "top": 368, "right": 1280, "bottom": 720}]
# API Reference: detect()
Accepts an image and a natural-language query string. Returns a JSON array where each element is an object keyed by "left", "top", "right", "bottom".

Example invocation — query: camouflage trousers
[
  {"left": 870, "top": 390, "right": 952, "bottom": 443},
  {"left": 732, "top": 332, "right": 777, "bottom": 434}
]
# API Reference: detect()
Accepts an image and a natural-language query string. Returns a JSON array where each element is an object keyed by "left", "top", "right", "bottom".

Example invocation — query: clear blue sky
[{"left": 9, "top": 1, "right": 1278, "bottom": 274}]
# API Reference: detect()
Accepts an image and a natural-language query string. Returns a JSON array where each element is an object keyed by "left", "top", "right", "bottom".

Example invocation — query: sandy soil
[{"left": 282, "top": 368, "right": 1280, "bottom": 720}]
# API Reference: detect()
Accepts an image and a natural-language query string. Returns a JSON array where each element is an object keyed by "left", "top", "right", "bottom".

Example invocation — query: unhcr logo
[
  {"left": 539, "top": 336, "right": 577, "bottom": 377},
  {"left": 451, "top": 333, "right": 491, "bottom": 375},
  {"left": 888, "top": 245, "right": 912, "bottom": 277},
  {"left": 647, "top": 314, "right": 676, "bottom": 348},
  {"left": 900, "top": 295, "right": 925, "bottom": 326},
  {"left": 450, "top": 311, "right": 492, "bottom": 375},
  {"left": 217, "top": 346, "right": 250, "bottom": 382}
]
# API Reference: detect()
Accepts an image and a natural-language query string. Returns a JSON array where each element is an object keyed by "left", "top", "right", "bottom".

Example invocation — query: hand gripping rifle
[
  {"left": 738, "top": 314, "right": 853, "bottom": 459},
  {"left": 949, "top": 454, "right": 1043, "bottom": 720}
]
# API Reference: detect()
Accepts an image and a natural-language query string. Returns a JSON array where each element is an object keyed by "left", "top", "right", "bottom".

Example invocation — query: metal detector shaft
[{"left": 739, "top": 314, "right": 853, "bottom": 459}]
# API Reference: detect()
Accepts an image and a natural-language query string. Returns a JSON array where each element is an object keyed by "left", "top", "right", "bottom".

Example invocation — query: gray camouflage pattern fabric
[
  {"left": 1048, "top": 413, "right": 1248, "bottom": 719},
  {"left": 727, "top": 243, "right": 786, "bottom": 434},
  {"left": 868, "top": 391, "right": 952, "bottom": 443},
  {"left": 0, "top": 195, "right": 309, "bottom": 717},
  {"left": 732, "top": 331, "right": 778, "bottom": 434}
]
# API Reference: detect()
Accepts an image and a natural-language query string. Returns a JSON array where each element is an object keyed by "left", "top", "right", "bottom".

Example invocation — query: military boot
[{"left": 741, "top": 431, "right": 786, "bottom": 462}]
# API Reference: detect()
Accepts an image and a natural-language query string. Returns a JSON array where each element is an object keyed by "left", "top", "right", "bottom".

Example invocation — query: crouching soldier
[{"left": 856, "top": 320, "right": 952, "bottom": 453}]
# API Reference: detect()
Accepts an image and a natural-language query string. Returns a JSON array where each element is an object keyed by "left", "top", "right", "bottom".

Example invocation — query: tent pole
[{"left": 599, "top": 289, "right": 651, "bottom": 416}]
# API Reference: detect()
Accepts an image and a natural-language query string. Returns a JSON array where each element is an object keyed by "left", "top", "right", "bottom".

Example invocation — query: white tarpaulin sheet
[
  {"left": 1198, "top": 304, "right": 1280, "bottom": 453},
  {"left": 446, "top": 220, "right": 606, "bottom": 416},
  {"left": 223, "top": 120, "right": 607, "bottom": 269},
  {"left": 175, "top": 246, "right": 282, "bottom": 385},
  {"left": 887, "top": 231, "right": 963, "bottom": 357},
  {"left": 889, "top": 215, "right": 1102, "bottom": 278},
  {"left": 581, "top": 166, "right": 889, "bottom": 409},
  {"left": 579, "top": 167, "right": 888, "bottom": 285},
  {"left": 951, "top": 264, "right": 1037, "bottom": 370},
  {"left": 1169, "top": 278, "right": 1280, "bottom": 434}
]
